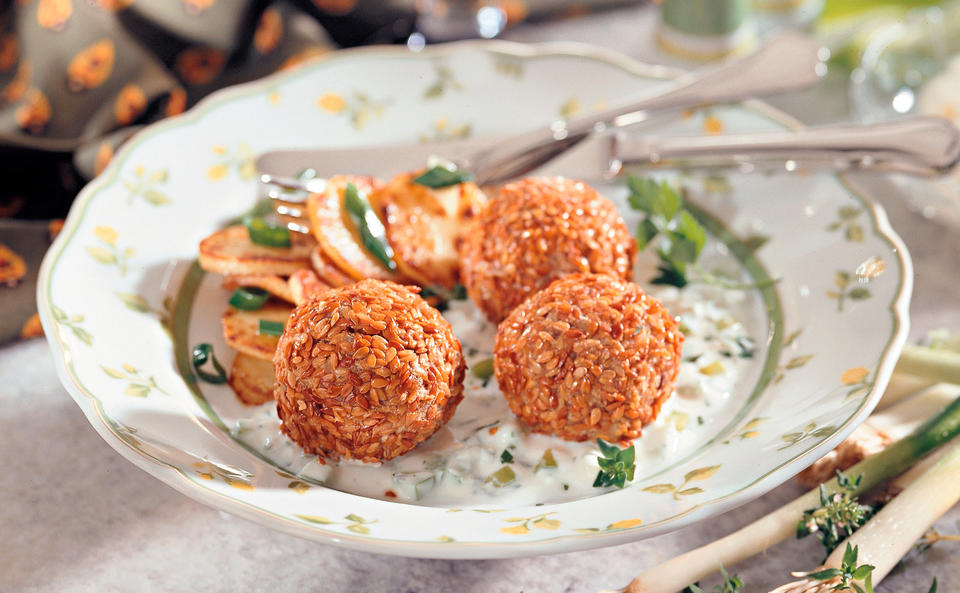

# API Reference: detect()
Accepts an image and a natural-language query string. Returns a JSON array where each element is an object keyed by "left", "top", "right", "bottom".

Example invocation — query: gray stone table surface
[{"left": 3, "top": 6, "right": 960, "bottom": 593}]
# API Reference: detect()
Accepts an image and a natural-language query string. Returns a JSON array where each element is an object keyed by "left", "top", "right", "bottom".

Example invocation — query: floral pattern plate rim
[{"left": 37, "top": 40, "right": 912, "bottom": 558}]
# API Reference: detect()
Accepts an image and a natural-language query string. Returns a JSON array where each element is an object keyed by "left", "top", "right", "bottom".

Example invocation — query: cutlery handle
[
  {"left": 470, "top": 32, "right": 822, "bottom": 185},
  {"left": 610, "top": 116, "right": 960, "bottom": 176}
]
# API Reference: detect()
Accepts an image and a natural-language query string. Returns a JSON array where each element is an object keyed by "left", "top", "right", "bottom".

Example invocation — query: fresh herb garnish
[
  {"left": 627, "top": 176, "right": 705, "bottom": 288},
  {"left": 805, "top": 543, "right": 874, "bottom": 593},
  {"left": 500, "top": 449, "right": 514, "bottom": 463},
  {"left": 627, "top": 176, "right": 773, "bottom": 290},
  {"left": 471, "top": 358, "right": 495, "bottom": 385},
  {"left": 229, "top": 287, "right": 269, "bottom": 311},
  {"left": 343, "top": 182, "right": 396, "bottom": 271},
  {"left": 258, "top": 320, "right": 285, "bottom": 336},
  {"left": 797, "top": 471, "right": 873, "bottom": 557},
  {"left": 244, "top": 216, "right": 291, "bottom": 248},
  {"left": 485, "top": 465, "right": 516, "bottom": 487},
  {"left": 593, "top": 438, "right": 636, "bottom": 489},
  {"left": 412, "top": 165, "right": 474, "bottom": 189},
  {"left": 685, "top": 565, "right": 744, "bottom": 593},
  {"left": 191, "top": 343, "right": 227, "bottom": 384}
]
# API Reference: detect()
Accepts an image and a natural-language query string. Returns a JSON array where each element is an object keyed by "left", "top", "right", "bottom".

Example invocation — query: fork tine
[{"left": 260, "top": 173, "right": 318, "bottom": 234}]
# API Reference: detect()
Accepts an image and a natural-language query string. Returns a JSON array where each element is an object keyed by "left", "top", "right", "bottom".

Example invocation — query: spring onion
[
  {"left": 610, "top": 392, "right": 960, "bottom": 593},
  {"left": 773, "top": 438, "right": 960, "bottom": 592},
  {"left": 228, "top": 287, "right": 269, "bottom": 310},
  {"left": 258, "top": 320, "right": 284, "bottom": 336},
  {"left": 343, "top": 182, "right": 396, "bottom": 271},
  {"left": 412, "top": 165, "right": 474, "bottom": 188},
  {"left": 244, "top": 216, "right": 291, "bottom": 248},
  {"left": 191, "top": 343, "right": 227, "bottom": 384}
]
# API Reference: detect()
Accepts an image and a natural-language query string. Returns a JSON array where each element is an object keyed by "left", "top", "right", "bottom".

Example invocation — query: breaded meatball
[
  {"left": 274, "top": 279, "right": 466, "bottom": 462},
  {"left": 494, "top": 273, "right": 683, "bottom": 442},
  {"left": 459, "top": 177, "right": 635, "bottom": 323}
]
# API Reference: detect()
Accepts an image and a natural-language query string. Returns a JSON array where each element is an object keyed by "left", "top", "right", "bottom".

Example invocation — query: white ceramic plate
[{"left": 38, "top": 41, "right": 911, "bottom": 558}]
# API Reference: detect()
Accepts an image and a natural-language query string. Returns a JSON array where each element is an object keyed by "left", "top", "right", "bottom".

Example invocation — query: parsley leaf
[{"left": 593, "top": 439, "right": 636, "bottom": 489}]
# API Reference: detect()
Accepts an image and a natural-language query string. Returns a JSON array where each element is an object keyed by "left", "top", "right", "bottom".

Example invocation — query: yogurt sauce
[{"left": 232, "top": 246, "right": 759, "bottom": 507}]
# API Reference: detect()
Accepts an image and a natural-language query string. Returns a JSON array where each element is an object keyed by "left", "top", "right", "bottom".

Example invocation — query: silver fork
[{"left": 259, "top": 31, "right": 823, "bottom": 219}]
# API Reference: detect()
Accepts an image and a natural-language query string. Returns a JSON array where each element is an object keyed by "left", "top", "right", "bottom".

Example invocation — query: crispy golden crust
[
  {"left": 459, "top": 177, "right": 635, "bottom": 323},
  {"left": 273, "top": 279, "right": 465, "bottom": 463},
  {"left": 369, "top": 171, "right": 486, "bottom": 289},
  {"left": 228, "top": 352, "right": 276, "bottom": 405},
  {"left": 494, "top": 273, "right": 683, "bottom": 443},
  {"left": 198, "top": 225, "right": 314, "bottom": 277},
  {"left": 220, "top": 301, "right": 293, "bottom": 361}
]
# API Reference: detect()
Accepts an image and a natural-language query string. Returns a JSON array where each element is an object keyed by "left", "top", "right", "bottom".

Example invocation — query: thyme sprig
[
  {"left": 804, "top": 543, "right": 874, "bottom": 593},
  {"left": 684, "top": 565, "right": 743, "bottom": 593},
  {"left": 593, "top": 439, "right": 635, "bottom": 489},
  {"left": 797, "top": 471, "right": 873, "bottom": 557}
]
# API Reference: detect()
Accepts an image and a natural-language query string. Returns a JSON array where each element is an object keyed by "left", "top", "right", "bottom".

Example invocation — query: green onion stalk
[{"left": 607, "top": 391, "right": 960, "bottom": 593}]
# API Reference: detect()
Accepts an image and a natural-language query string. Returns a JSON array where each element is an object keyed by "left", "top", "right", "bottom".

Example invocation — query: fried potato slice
[
  {"left": 368, "top": 171, "right": 486, "bottom": 289},
  {"left": 198, "top": 225, "right": 315, "bottom": 277},
  {"left": 309, "top": 246, "right": 353, "bottom": 288},
  {"left": 306, "top": 175, "right": 402, "bottom": 282},
  {"left": 288, "top": 268, "right": 331, "bottom": 304},
  {"left": 222, "top": 274, "right": 295, "bottom": 304},
  {"left": 228, "top": 352, "right": 276, "bottom": 406},
  {"left": 221, "top": 301, "right": 292, "bottom": 360}
]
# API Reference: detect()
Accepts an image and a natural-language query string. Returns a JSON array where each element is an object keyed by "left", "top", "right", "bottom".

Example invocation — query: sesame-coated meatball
[
  {"left": 494, "top": 273, "right": 683, "bottom": 443},
  {"left": 273, "top": 279, "right": 466, "bottom": 462},
  {"left": 459, "top": 177, "right": 635, "bottom": 323}
]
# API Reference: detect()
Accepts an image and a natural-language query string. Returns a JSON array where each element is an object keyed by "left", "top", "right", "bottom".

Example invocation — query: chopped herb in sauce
[
  {"left": 500, "top": 449, "right": 514, "bottom": 464},
  {"left": 535, "top": 449, "right": 558, "bottom": 471},
  {"left": 485, "top": 465, "right": 516, "bottom": 487},
  {"left": 471, "top": 358, "right": 495, "bottom": 385}
]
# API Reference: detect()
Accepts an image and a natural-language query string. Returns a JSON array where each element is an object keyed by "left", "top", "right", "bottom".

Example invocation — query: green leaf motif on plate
[
  {"left": 499, "top": 512, "right": 560, "bottom": 535},
  {"left": 491, "top": 54, "right": 523, "bottom": 78},
  {"left": 316, "top": 91, "right": 391, "bottom": 131},
  {"left": 642, "top": 465, "right": 721, "bottom": 501},
  {"left": 826, "top": 205, "right": 865, "bottom": 242},
  {"left": 827, "top": 267, "right": 876, "bottom": 312},
  {"left": 422, "top": 60, "right": 464, "bottom": 99},
  {"left": 87, "top": 226, "right": 134, "bottom": 276},
  {"left": 207, "top": 144, "right": 256, "bottom": 181},
  {"left": 101, "top": 363, "right": 167, "bottom": 397},
  {"left": 51, "top": 304, "right": 94, "bottom": 346},
  {"left": 779, "top": 422, "right": 837, "bottom": 450},
  {"left": 123, "top": 165, "right": 172, "bottom": 206},
  {"left": 294, "top": 513, "right": 377, "bottom": 535},
  {"left": 419, "top": 118, "right": 471, "bottom": 143}
]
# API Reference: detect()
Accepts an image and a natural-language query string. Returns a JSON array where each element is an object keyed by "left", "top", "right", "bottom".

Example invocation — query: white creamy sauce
[{"left": 232, "top": 245, "right": 760, "bottom": 507}]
